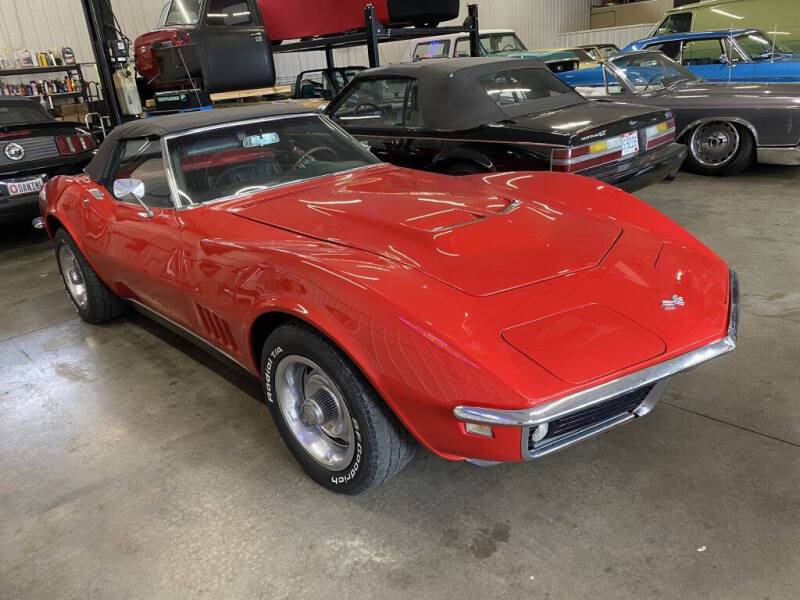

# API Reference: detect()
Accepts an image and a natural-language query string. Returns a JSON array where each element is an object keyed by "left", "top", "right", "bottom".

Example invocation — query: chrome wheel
[
  {"left": 690, "top": 122, "right": 740, "bottom": 168},
  {"left": 58, "top": 243, "right": 88, "bottom": 310},
  {"left": 274, "top": 355, "right": 355, "bottom": 471}
]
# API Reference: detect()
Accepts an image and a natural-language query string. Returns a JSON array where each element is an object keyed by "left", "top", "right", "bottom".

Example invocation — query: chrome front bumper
[{"left": 456, "top": 270, "right": 739, "bottom": 461}]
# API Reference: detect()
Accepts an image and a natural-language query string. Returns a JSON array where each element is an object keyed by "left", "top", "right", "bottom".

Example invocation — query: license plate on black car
[
  {"left": 621, "top": 131, "right": 639, "bottom": 157},
  {"left": 7, "top": 177, "right": 43, "bottom": 196}
]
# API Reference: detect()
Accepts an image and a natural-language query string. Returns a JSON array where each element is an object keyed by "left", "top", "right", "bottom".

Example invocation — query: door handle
[
  {"left": 83, "top": 197, "right": 90, "bottom": 205},
  {"left": 250, "top": 32, "right": 263, "bottom": 40}
]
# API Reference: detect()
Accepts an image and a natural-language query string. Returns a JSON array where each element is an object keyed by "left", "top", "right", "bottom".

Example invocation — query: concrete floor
[{"left": 1, "top": 166, "right": 798, "bottom": 600}]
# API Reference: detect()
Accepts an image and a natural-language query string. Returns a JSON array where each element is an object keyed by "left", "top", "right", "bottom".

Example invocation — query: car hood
[
  {"left": 669, "top": 80, "right": 800, "bottom": 100},
  {"left": 230, "top": 165, "right": 622, "bottom": 296}
]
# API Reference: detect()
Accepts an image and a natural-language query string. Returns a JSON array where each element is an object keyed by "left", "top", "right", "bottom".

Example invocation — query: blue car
[{"left": 621, "top": 29, "right": 800, "bottom": 82}]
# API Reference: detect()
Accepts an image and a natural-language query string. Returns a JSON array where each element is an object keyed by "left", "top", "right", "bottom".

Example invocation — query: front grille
[
  {"left": 528, "top": 384, "right": 655, "bottom": 451},
  {"left": 0, "top": 136, "right": 59, "bottom": 167}
]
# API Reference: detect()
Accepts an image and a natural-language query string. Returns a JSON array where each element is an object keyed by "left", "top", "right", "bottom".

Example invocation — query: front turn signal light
[{"left": 465, "top": 423, "right": 494, "bottom": 438}]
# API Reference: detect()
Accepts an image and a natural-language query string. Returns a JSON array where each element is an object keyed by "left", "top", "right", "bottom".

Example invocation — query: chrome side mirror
[{"left": 113, "top": 178, "right": 153, "bottom": 218}]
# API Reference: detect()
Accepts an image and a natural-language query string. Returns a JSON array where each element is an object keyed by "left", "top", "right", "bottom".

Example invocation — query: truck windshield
[
  {"left": 163, "top": 0, "right": 202, "bottom": 25},
  {"left": 481, "top": 33, "right": 528, "bottom": 55},
  {"left": 735, "top": 31, "right": 792, "bottom": 60}
]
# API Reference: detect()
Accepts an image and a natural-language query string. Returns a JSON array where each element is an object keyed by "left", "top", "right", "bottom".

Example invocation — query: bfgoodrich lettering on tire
[{"left": 261, "top": 321, "right": 417, "bottom": 494}]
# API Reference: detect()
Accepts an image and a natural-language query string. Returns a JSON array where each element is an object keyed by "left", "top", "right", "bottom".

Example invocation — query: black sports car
[
  {"left": 0, "top": 97, "right": 96, "bottom": 224},
  {"left": 324, "top": 57, "right": 687, "bottom": 193}
]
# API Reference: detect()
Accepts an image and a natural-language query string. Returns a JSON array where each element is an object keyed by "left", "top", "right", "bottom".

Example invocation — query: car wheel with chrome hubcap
[
  {"left": 686, "top": 121, "right": 754, "bottom": 176},
  {"left": 261, "top": 322, "right": 417, "bottom": 494},
  {"left": 54, "top": 228, "right": 124, "bottom": 323},
  {"left": 275, "top": 356, "right": 356, "bottom": 471}
]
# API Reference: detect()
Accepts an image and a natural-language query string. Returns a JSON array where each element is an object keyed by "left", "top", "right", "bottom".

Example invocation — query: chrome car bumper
[
  {"left": 757, "top": 146, "right": 800, "bottom": 166},
  {"left": 455, "top": 269, "right": 739, "bottom": 461}
]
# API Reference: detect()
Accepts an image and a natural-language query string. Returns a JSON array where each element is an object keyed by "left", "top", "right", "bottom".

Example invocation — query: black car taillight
[
  {"left": 552, "top": 131, "right": 636, "bottom": 173},
  {"left": 645, "top": 118, "right": 676, "bottom": 150},
  {"left": 56, "top": 133, "right": 96, "bottom": 155}
]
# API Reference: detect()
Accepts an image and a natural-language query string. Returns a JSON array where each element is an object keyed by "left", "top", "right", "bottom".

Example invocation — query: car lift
[
  {"left": 79, "top": 0, "right": 132, "bottom": 128},
  {"left": 274, "top": 4, "right": 481, "bottom": 69}
]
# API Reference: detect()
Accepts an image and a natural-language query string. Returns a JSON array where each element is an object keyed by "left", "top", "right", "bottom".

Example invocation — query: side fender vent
[{"left": 196, "top": 304, "right": 239, "bottom": 351}]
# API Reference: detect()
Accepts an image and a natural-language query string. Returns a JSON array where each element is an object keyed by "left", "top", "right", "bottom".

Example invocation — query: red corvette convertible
[{"left": 40, "top": 105, "right": 738, "bottom": 494}]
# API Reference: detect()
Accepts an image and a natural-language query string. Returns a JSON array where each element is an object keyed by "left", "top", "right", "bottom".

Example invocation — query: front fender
[
  {"left": 239, "top": 243, "right": 525, "bottom": 462},
  {"left": 42, "top": 175, "right": 88, "bottom": 250}
]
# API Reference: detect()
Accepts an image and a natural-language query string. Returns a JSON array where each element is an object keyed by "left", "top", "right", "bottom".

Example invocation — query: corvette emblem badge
[{"left": 662, "top": 295, "right": 685, "bottom": 311}]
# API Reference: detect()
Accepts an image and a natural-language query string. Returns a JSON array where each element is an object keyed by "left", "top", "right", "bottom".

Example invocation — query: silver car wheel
[
  {"left": 690, "top": 122, "right": 740, "bottom": 168},
  {"left": 275, "top": 355, "right": 355, "bottom": 471},
  {"left": 58, "top": 244, "right": 89, "bottom": 310}
]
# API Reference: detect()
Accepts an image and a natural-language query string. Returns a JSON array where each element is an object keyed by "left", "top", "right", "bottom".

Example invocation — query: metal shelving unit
[
  {"left": 274, "top": 4, "right": 481, "bottom": 69},
  {"left": 0, "top": 62, "right": 90, "bottom": 109}
]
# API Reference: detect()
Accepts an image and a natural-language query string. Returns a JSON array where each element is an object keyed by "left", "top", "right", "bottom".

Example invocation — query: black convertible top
[
  {"left": 85, "top": 103, "right": 314, "bottom": 180},
  {"left": 345, "top": 58, "right": 585, "bottom": 131}
]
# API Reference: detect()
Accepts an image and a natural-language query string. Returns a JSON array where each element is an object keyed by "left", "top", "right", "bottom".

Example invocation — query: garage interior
[{"left": 1, "top": 0, "right": 799, "bottom": 599}]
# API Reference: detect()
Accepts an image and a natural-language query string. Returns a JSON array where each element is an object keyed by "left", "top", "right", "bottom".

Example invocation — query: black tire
[
  {"left": 54, "top": 228, "right": 124, "bottom": 324},
  {"left": 685, "top": 121, "right": 754, "bottom": 176},
  {"left": 261, "top": 321, "right": 417, "bottom": 494},
  {"left": 445, "top": 162, "right": 486, "bottom": 176}
]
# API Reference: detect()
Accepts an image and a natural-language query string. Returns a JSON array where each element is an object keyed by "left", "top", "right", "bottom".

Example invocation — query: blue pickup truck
[{"left": 620, "top": 29, "right": 800, "bottom": 82}]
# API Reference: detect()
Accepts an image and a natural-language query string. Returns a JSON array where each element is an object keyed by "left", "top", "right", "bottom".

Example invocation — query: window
[
  {"left": 455, "top": 37, "right": 471, "bottom": 57},
  {"left": 596, "top": 45, "right": 618, "bottom": 58},
  {"left": 332, "top": 78, "right": 410, "bottom": 127},
  {"left": 735, "top": 31, "right": 792, "bottom": 61},
  {"left": 166, "top": 116, "right": 379, "bottom": 205},
  {"left": 404, "top": 82, "right": 423, "bottom": 128},
  {"left": 723, "top": 38, "right": 746, "bottom": 63},
  {"left": 682, "top": 38, "right": 727, "bottom": 65},
  {"left": 480, "top": 32, "right": 527, "bottom": 55},
  {"left": 164, "top": 0, "right": 201, "bottom": 25},
  {"left": 413, "top": 40, "right": 450, "bottom": 61},
  {"left": 205, "top": 0, "right": 253, "bottom": 26},
  {"left": 479, "top": 68, "right": 575, "bottom": 107},
  {"left": 611, "top": 52, "right": 696, "bottom": 92},
  {"left": 657, "top": 12, "right": 692, "bottom": 34},
  {"left": 646, "top": 41, "right": 681, "bottom": 61},
  {"left": 0, "top": 104, "right": 51, "bottom": 125},
  {"left": 112, "top": 139, "right": 173, "bottom": 208}
]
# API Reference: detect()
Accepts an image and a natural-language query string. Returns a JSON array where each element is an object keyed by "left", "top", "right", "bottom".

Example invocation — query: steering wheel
[
  {"left": 502, "top": 44, "right": 515, "bottom": 51},
  {"left": 642, "top": 73, "right": 662, "bottom": 92},
  {"left": 353, "top": 102, "right": 385, "bottom": 118},
  {"left": 291, "top": 146, "right": 338, "bottom": 170},
  {"left": 209, "top": 163, "right": 267, "bottom": 194}
]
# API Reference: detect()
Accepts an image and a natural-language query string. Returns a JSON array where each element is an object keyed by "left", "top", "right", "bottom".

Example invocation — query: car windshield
[
  {"left": 567, "top": 48, "right": 595, "bottom": 62},
  {"left": 163, "top": 0, "right": 201, "bottom": 25},
  {"left": 0, "top": 104, "right": 51, "bottom": 125},
  {"left": 609, "top": 52, "right": 697, "bottom": 92},
  {"left": 596, "top": 45, "right": 618, "bottom": 58},
  {"left": 481, "top": 33, "right": 527, "bottom": 55},
  {"left": 735, "top": 31, "right": 793, "bottom": 60},
  {"left": 166, "top": 115, "right": 380, "bottom": 205}
]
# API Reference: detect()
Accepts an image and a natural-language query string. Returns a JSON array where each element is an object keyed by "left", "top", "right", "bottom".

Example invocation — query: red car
[{"left": 40, "top": 105, "right": 738, "bottom": 494}]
